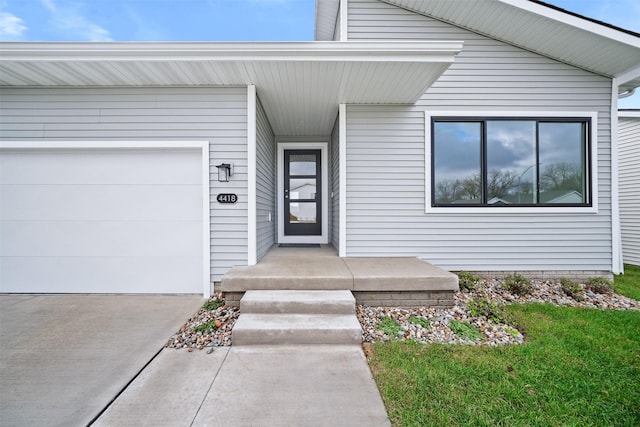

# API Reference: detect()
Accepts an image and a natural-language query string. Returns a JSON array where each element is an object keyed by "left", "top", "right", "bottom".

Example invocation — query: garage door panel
[
  {"left": 1, "top": 256, "right": 202, "bottom": 294},
  {"left": 2, "top": 185, "right": 202, "bottom": 221},
  {"left": 2, "top": 220, "right": 201, "bottom": 257},
  {"left": 0, "top": 150, "right": 201, "bottom": 185},
  {"left": 0, "top": 145, "right": 206, "bottom": 294}
]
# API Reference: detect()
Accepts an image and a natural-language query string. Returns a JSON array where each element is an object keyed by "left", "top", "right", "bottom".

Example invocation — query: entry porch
[{"left": 221, "top": 245, "right": 459, "bottom": 307}]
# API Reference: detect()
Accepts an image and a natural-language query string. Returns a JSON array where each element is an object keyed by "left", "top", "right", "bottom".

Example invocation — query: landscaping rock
[
  {"left": 357, "top": 277, "right": 638, "bottom": 346},
  {"left": 168, "top": 279, "right": 638, "bottom": 349}
]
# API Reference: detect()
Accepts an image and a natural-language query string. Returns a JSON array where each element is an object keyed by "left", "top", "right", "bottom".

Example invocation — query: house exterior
[
  {"left": 1, "top": 0, "right": 639, "bottom": 296},
  {"left": 619, "top": 110, "right": 640, "bottom": 267}
]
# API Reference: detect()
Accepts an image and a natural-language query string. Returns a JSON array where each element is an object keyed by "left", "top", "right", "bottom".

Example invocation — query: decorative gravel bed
[
  {"left": 165, "top": 295, "right": 239, "bottom": 351},
  {"left": 360, "top": 276, "right": 640, "bottom": 346},
  {"left": 167, "top": 277, "right": 639, "bottom": 350}
]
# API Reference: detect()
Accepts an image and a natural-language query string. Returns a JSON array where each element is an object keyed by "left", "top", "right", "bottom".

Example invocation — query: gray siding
[
  {"left": 619, "top": 115, "right": 640, "bottom": 267},
  {"left": 0, "top": 86, "right": 249, "bottom": 282},
  {"left": 255, "top": 96, "right": 276, "bottom": 261},
  {"left": 330, "top": 115, "right": 340, "bottom": 249},
  {"left": 345, "top": 0, "right": 613, "bottom": 272}
]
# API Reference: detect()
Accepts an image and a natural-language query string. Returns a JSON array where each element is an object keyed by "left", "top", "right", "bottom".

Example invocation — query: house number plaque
[{"left": 217, "top": 193, "right": 238, "bottom": 204}]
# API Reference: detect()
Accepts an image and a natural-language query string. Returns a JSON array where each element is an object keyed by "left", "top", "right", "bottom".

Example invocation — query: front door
[
  {"left": 284, "top": 149, "right": 322, "bottom": 236},
  {"left": 278, "top": 143, "right": 328, "bottom": 244}
]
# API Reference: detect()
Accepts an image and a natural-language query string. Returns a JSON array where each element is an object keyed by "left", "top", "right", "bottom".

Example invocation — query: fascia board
[
  {"left": 498, "top": 0, "right": 640, "bottom": 48},
  {"left": 619, "top": 110, "right": 640, "bottom": 118},
  {"left": 616, "top": 65, "right": 640, "bottom": 87},
  {"left": 0, "top": 41, "right": 463, "bottom": 63}
]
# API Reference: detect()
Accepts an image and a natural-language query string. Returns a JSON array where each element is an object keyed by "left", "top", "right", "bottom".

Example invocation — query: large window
[{"left": 432, "top": 117, "right": 591, "bottom": 207}]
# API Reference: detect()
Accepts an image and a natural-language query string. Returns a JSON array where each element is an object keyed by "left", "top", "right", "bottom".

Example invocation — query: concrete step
[
  {"left": 232, "top": 314, "right": 362, "bottom": 346},
  {"left": 240, "top": 290, "right": 355, "bottom": 315}
]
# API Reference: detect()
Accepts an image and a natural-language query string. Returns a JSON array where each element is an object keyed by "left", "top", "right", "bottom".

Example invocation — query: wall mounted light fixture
[{"left": 215, "top": 163, "right": 233, "bottom": 182}]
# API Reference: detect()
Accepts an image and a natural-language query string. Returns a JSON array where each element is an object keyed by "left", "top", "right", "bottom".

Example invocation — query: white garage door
[{"left": 0, "top": 142, "right": 208, "bottom": 294}]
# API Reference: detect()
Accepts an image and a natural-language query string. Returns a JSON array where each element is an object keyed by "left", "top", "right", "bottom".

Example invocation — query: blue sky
[{"left": 0, "top": 0, "right": 638, "bottom": 107}]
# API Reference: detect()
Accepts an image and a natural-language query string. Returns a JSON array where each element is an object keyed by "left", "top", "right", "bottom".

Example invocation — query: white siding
[
  {"left": 0, "top": 86, "right": 248, "bottom": 282},
  {"left": 619, "top": 115, "right": 640, "bottom": 267},
  {"left": 255, "top": 96, "right": 276, "bottom": 261},
  {"left": 330, "top": 115, "right": 340, "bottom": 249},
  {"left": 344, "top": 0, "right": 613, "bottom": 272}
]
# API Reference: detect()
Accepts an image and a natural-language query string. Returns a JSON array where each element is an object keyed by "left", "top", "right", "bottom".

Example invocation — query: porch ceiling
[{"left": 0, "top": 41, "right": 462, "bottom": 136}]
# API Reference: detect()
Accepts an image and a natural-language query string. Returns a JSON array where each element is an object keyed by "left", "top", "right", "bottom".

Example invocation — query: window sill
[{"left": 425, "top": 205, "right": 598, "bottom": 214}]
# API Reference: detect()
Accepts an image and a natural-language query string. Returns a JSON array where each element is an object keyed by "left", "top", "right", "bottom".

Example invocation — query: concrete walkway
[
  {"left": 95, "top": 345, "right": 391, "bottom": 427},
  {"left": 0, "top": 294, "right": 203, "bottom": 427}
]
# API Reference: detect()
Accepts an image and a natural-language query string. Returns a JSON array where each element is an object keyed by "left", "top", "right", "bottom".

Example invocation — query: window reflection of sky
[
  {"left": 434, "top": 122, "right": 480, "bottom": 182},
  {"left": 539, "top": 122, "right": 583, "bottom": 169},
  {"left": 435, "top": 121, "right": 584, "bottom": 180},
  {"left": 487, "top": 121, "right": 536, "bottom": 174}
]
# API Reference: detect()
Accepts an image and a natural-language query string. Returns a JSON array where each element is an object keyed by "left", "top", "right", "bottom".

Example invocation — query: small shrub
[
  {"left": 457, "top": 271, "right": 481, "bottom": 292},
  {"left": 504, "top": 326, "right": 520, "bottom": 337},
  {"left": 378, "top": 316, "right": 403, "bottom": 337},
  {"left": 408, "top": 316, "right": 430, "bottom": 329},
  {"left": 194, "top": 320, "right": 218, "bottom": 334},
  {"left": 202, "top": 298, "right": 224, "bottom": 311},
  {"left": 560, "top": 278, "right": 585, "bottom": 301},
  {"left": 449, "top": 320, "right": 483, "bottom": 341},
  {"left": 468, "top": 298, "right": 507, "bottom": 323},
  {"left": 585, "top": 277, "right": 613, "bottom": 294},
  {"left": 503, "top": 273, "right": 533, "bottom": 296}
]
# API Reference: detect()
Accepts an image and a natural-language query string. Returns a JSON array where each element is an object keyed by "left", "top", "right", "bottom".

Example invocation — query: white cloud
[
  {"left": 40, "top": 0, "right": 113, "bottom": 41},
  {"left": 0, "top": 11, "right": 27, "bottom": 39},
  {"left": 123, "top": 4, "right": 167, "bottom": 41},
  {"left": 39, "top": 0, "right": 56, "bottom": 13}
]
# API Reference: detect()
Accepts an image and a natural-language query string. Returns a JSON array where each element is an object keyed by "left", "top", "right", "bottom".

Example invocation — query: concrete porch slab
[
  {"left": 222, "top": 246, "right": 353, "bottom": 291},
  {"left": 221, "top": 245, "right": 459, "bottom": 297},
  {"left": 345, "top": 257, "right": 459, "bottom": 291}
]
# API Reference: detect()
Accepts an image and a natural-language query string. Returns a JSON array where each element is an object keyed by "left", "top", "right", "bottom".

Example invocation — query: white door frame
[{"left": 277, "top": 142, "right": 329, "bottom": 244}]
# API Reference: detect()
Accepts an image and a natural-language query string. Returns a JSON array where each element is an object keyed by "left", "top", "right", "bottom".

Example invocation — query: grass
[
  {"left": 408, "top": 316, "right": 430, "bottom": 329},
  {"left": 616, "top": 264, "right": 640, "bottom": 301},
  {"left": 449, "top": 320, "right": 483, "bottom": 341},
  {"left": 193, "top": 320, "right": 218, "bottom": 333},
  {"left": 378, "top": 316, "right": 403, "bottom": 337},
  {"left": 369, "top": 304, "right": 640, "bottom": 426},
  {"left": 202, "top": 298, "right": 224, "bottom": 311}
]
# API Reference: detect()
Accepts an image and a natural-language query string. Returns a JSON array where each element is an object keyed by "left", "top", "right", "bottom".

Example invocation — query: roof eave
[{"left": 0, "top": 41, "right": 463, "bottom": 136}]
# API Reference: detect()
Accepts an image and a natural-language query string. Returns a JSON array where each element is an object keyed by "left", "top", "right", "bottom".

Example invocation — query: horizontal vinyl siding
[
  {"left": 255, "top": 96, "right": 276, "bottom": 261},
  {"left": 331, "top": 115, "right": 340, "bottom": 249},
  {"left": 0, "top": 86, "right": 248, "bottom": 282},
  {"left": 344, "top": 0, "right": 613, "bottom": 272},
  {"left": 619, "top": 116, "right": 640, "bottom": 267}
]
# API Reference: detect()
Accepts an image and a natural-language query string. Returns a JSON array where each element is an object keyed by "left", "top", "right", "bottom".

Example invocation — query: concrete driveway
[{"left": 0, "top": 294, "right": 203, "bottom": 427}]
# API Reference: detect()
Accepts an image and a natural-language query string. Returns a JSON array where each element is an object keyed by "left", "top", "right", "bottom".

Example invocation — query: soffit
[
  {"left": 0, "top": 41, "right": 461, "bottom": 136},
  {"left": 316, "top": 0, "right": 640, "bottom": 89},
  {"left": 383, "top": 0, "right": 640, "bottom": 88},
  {"left": 315, "top": 0, "right": 340, "bottom": 41}
]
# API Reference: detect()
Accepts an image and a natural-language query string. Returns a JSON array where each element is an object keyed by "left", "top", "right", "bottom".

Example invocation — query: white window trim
[
  {"left": 0, "top": 140, "right": 212, "bottom": 298},
  {"left": 424, "top": 111, "right": 599, "bottom": 214},
  {"left": 277, "top": 142, "right": 329, "bottom": 244}
]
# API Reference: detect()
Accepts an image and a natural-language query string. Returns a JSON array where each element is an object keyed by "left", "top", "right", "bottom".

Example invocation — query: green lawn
[
  {"left": 369, "top": 274, "right": 640, "bottom": 426},
  {"left": 617, "top": 264, "right": 640, "bottom": 301}
]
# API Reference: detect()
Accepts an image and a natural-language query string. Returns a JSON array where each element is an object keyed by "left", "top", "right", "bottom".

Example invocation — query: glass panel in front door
[{"left": 284, "top": 150, "right": 321, "bottom": 236}]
